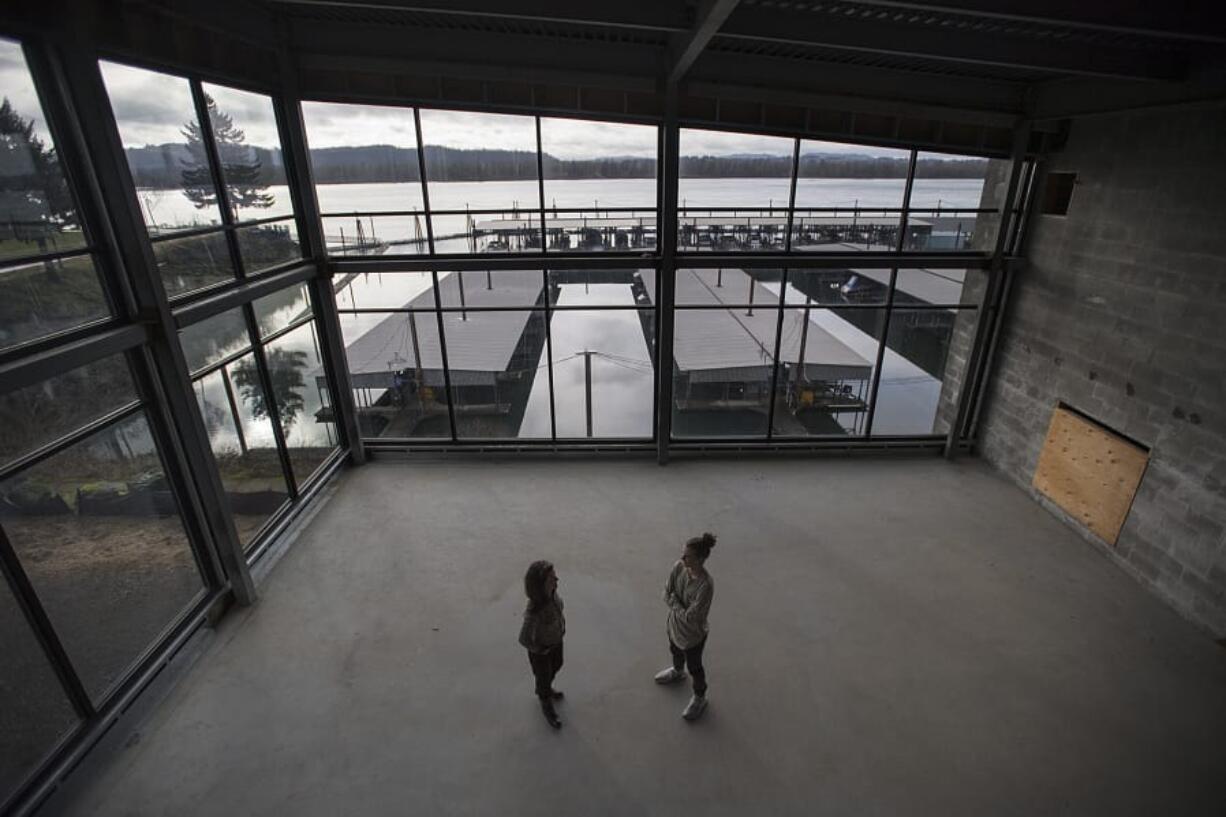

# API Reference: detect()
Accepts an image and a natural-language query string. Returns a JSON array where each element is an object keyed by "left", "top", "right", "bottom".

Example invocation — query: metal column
[
  {"left": 654, "top": 83, "right": 681, "bottom": 463},
  {"left": 273, "top": 56, "right": 366, "bottom": 464},
  {"left": 944, "top": 123, "right": 1031, "bottom": 459}
]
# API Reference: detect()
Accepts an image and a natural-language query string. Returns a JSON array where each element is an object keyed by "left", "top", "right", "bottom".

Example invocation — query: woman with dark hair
[
  {"left": 655, "top": 532, "right": 716, "bottom": 721},
  {"left": 519, "top": 560, "right": 566, "bottom": 729}
]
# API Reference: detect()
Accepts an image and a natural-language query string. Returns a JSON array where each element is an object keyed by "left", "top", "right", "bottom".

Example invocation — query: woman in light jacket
[{"left": 654, "top": 532, "right": 716, "bottom": 720}]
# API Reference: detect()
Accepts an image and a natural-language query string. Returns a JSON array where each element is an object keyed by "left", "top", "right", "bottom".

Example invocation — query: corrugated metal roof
[
  {"left": 345, "top": 269, "right": 543, "bottom": 388},
  {"left": 641, "top": 268, "right": 873, "bottom": 381}
]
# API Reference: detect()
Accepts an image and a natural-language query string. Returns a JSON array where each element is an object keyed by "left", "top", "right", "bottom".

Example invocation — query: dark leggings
[
  {"left": 527, "top": 643, "right": 564, "bottom": 699},
  {"left": 669, "top": 637, "right": 707, "bottom": 696}
]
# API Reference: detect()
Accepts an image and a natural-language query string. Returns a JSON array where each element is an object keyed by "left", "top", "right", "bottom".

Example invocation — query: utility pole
[
  {"left": 582, "top": 350, "right": 594, "bottom": 438},
  {"left": 457, "top": 270, "right": 467, "bottom": 320},
  {"left": 408, "top": 310, "right": 424, "bottom": 409},
  {"left": 747, "top": 272, "right": 755, "bottom": 316},
  {"left": 795, "top": 295, "right": 811, "bottom": 390}
]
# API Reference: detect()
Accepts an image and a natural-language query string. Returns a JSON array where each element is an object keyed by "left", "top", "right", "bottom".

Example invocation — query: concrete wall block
[{"left": 979, "top": 104, "right": 1226, "bottom": 638}]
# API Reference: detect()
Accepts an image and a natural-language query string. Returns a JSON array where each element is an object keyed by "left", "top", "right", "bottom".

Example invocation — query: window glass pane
[
  {"left": 341, "top": 310, "right": 452, "bottom": 439},
  {"left": 462, "top": 212, "right": 540, "bottom": 255},
  {"left": 550, "top": 309, "right": 654, "bottom": 439},
  {"left": 0, "top": 39, "right": 84, "bottom": 258},
  {"left": 910, "top": 152, "right": 1009, "bottom": 251},
  {"left": 419, "top": 110, "right": 539, "bottom": 254},
  {"left": 671, "top": 303, "right": 775, "bottom": 438},
  {"left": 540, "top": 117, "right": 656, "bottom": 252},
  {"left": 772, "top": 307, "right": 881, "bottom": 437},
  {"left": 192, "top": 355, "right": 290, "bottom": 547},
  {"left": 0, "top": 253, "right": 110, "bottom": 352},
  {"left": 236, "top": 218, "right": 302, "bottom": 274},
  {"left": 100, "top": 61, "right": 222, "bottom": 232},
  {"left": 253, "top": 282, "right": 312, "bottom": 339},
  {"left": 547, "top": 268, "right": 654, "bottom": 308},
  {"left": 0, "top": 580, "right": 81, "bottom": 806},
  {"left": 793, "top": 140, "right": 910, "bottom": 253},
  {"left": 1, "top": 412, "right": 207, "bottom": 702},
  {"left": 674, "top": 266, "right": 783, "bottom": 307},
  {"left": 894, "top": 267, "right": 987, "bottom": 307},
  {"left": 436, "top": 269, "right": 544, "bottom": 309},
  {"left": 0, "top": 354, "right": 137, "bottom": 470},
  {"left": 678, "top": 129, "right": 792, "bottom": 252},
  {"left": 783, "top": 267, "right": 887, "bottom": 306},
  {"left": 443, "top": 309, "right": 550, "bottom": 439},
  {"left": 872, "top": 308, "right": 966, "bottom": 436},
  {"left": 199, "top": 83, "right": 292, "bottom": 222},
  {"left": 334, "top": 270, "right": 435, "bottom": 311},
  {"left": 262, "top": 322, "right": 338, "bottom": 485},
  {"left": 152, "top": 230, "right": 235, "bottom": 298},
  {"left": 320, "top": 214, "right": 429, "bottom": 257},
  {"left": 303, "top": 102, "right": 425, "bottom": 256},
  {"left": 179, "top": 307, "right": 251, "bottom": 376}
]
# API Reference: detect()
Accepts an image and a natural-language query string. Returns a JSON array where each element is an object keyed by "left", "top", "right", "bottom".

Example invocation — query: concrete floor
[{"left": 52, "top": 456, "right": 1226, "bottom": 816}]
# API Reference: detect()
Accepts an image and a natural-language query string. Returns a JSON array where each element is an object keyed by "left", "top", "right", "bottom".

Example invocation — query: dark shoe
[
  {"left": 541, "top": 699, "right": 562, "bottom": 729},
  {"left": 549, "top": 688, "right": 564, "bottom": 700}
]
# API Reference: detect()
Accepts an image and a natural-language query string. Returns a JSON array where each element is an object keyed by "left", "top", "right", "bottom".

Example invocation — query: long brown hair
[{"left": 524, "top": 560, "right": 555, "bottom": 612}]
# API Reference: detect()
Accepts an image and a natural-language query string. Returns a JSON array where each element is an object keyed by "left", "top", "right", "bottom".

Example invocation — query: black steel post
[
  {"left": 864, "top": 149, "right": 917, "bottom": 438},
  {"left": 536, "top": 116, "right": 558, "bottom": 441},
  {"left": 944, "top": 124, "right": 1031, "bottom": 458},
  {"left": 583, "top": 349, "right": 594, "bottom": 438},
  {"left": 51, "top": 45, "right": 256, "bottom": 604},
  {"left": 272, "top": 66, "right": 366, "bottom": 464},
  {"left": 414, "top": 108, "right": 458, "bottom": 441},
  {"left": 655, "top": 84, "right": 680, "bottom": 463}
]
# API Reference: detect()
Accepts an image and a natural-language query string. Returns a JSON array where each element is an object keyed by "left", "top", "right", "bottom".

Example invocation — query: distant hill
[{"left": 122, "top": 143, "right": 988, "bottom": 188}]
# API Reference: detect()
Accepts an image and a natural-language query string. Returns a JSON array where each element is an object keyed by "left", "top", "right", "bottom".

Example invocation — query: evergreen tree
[
  {"left": 232, "top": 348, "right": 308, "bottom": 434},
  {"left": 0, "top": 97, "right": 75, "bottom": 230},
  {"left": 180, "top": 94, "right": 274, "bottom": 217}
]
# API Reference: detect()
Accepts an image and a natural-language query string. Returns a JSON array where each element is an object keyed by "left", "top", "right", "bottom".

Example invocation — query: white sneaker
[
  {"left": 654, "top": 667, "right": 686, "bottom": 684},
  {"left": 682, "top": 695, "right": 707, "bottom": 721}
]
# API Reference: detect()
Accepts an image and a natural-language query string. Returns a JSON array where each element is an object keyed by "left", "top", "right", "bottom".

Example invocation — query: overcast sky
[{"left": 2, "top": 41, "right": 911, "bottom": 161}]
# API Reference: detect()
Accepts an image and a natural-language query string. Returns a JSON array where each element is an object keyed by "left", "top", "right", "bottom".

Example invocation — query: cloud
[{"left": 0, "top": 38, "right": 52, "bottom": 142}]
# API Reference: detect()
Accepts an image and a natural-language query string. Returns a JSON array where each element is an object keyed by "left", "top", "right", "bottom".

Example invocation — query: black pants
[
  {"left": 669, "top": 637, "right": 707, "bottom": 696},
  {"left": 527, "top": 643, "right": 564, "bottom": 699}
]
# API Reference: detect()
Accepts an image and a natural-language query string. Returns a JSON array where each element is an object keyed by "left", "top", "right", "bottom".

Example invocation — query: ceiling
[{"left": 266, "top": 0, "right": 1226, "bottom": 121}]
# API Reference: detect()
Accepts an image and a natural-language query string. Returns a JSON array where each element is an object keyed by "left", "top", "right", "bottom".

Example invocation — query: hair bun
[{"left": 701, "top": 532, "right": 716, "bottom": 549}]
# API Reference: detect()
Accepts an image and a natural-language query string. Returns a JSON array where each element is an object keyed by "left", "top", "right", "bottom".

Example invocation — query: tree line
[{"left": 123, "top": 143, "right": 987, "bottom": 188}]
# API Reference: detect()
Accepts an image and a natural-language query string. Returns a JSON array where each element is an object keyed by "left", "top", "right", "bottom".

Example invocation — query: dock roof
[
  {"left": 639, "top": 268, "right": 872, "bottom": 382},
  {"left": 344, "top": 269, "right": 544, "bottom": 388}
]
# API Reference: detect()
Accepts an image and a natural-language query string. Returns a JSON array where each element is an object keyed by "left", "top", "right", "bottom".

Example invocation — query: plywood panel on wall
[{"left": 1032, "top": 405, "right": 1149, "bottom": 545}]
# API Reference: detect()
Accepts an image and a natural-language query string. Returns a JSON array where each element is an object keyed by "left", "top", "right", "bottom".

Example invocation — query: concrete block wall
[
  {"left": 977, "top": 105, "right": 1226, "bottom": 638},
  {"left": 934, "top": 159, "right": 1010, "bottom": 435}
]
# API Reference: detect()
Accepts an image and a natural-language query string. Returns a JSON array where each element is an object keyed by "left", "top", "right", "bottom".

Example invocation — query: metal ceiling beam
[
  {"left": 718, "top": 6, "right": 1191, "bottom": 81},
  {"left": 667, "top": 0, "right": 740, "bottom": 84},
  {"left": 813, "top": 1, "right": 1226, "bottom": 45},
  {"left": 268, "top": 0, "right": 689, "bottom": 32}
]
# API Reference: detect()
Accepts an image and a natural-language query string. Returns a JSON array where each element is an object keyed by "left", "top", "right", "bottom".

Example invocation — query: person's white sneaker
[
  {"left": 654, "top": 667, "right": 686, "bottom": 684},
  {"left": 682, "top": 695, "right": 707, "bottom": 721}
]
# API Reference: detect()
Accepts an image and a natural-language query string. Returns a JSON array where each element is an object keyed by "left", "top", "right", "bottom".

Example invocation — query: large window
[
  {"left": 101, "top": 63, "right": 302, "bottom": 300},
  {"left": 334, "top": 268, "right": 656, "bottom": 442},
  {"left": 0, "top": 355, "right": 211, "bottom": 805},
  {"left": 0, "top": 38, "right": 111, "bottom": 353},
  {"left": 304, "top": 107, "right": 661, "bottom": 258},
  {"left": 180, "top": 284, "right": 339, "bottom": 550},
  {"left": 540, "top": 117, "right": 657, "bottom": 253},
  {"left": 302, "top": 101, "right": 426, "bottom": 257},
  {"left": 664, "top": 265, "right": 981, "bottom": 439},
  {"left": 678, "top": 129, "right": 793, "bottom": 252}
]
